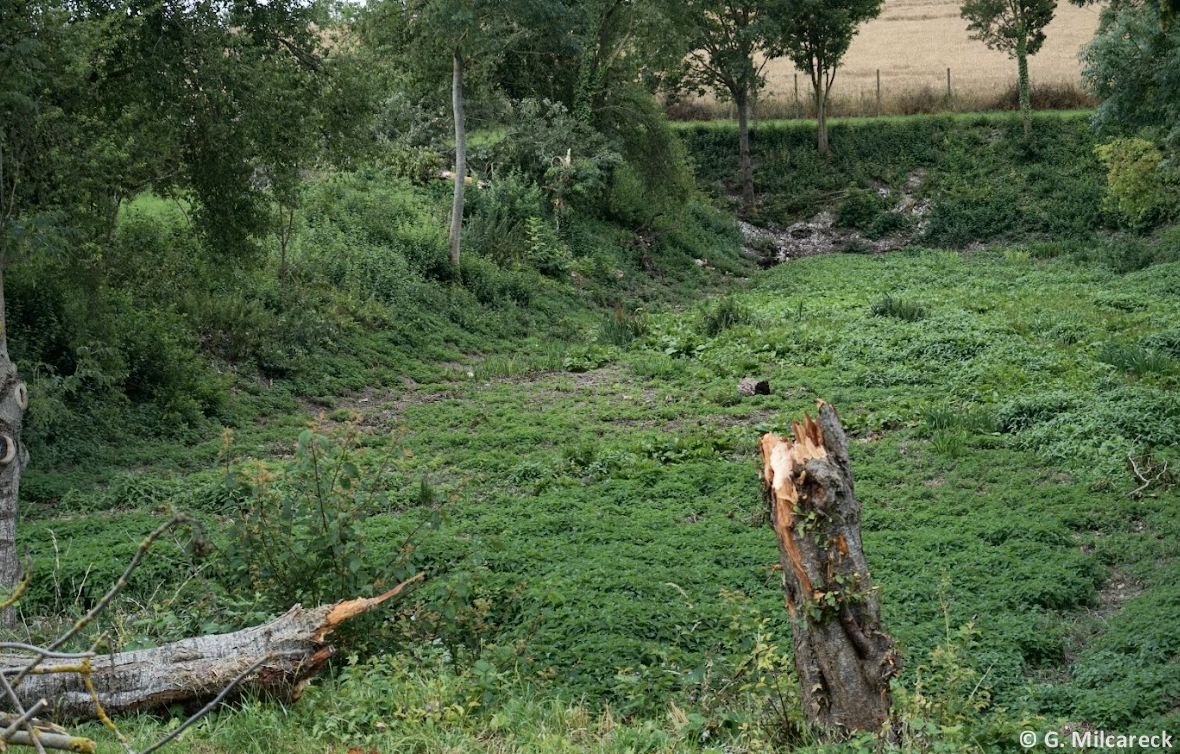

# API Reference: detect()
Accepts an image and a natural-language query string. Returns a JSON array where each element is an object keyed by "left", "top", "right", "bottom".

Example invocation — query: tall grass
[{"left": 666, "top": 81, "right": 1096, "bottom": 122}]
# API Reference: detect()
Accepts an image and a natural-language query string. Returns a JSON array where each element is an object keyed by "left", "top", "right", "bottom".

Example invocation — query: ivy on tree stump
[{"left": 760, "top": 400, "right": 899, "bottom": 735}]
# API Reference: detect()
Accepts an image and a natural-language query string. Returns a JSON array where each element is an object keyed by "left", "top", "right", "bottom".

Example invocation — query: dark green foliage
[
  {"left": 841, "top": 237, "right": 876, "bottom": 254},
  {"left": 866, "top": 210, "right": 912, "bottom": 238},
  {"left": 835, "top": 188, "right": 888, "bottom": 230},
  {"left": 679, "top": 113, "right": 1109, "bottom": 246},
  {"left": 1081, "top": 0, "right": 1180, "bottom": 150}
]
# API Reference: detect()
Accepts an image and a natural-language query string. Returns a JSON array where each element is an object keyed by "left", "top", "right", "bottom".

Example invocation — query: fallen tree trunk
[
  {"left": 760, "top": 401, "right": 898, "bottom": 736},
  {"left": 1, "top": 575, "right": 421, "bottom": 722}
]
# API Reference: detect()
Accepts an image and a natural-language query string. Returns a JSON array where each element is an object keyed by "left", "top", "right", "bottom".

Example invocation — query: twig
[
  {"left": 46, "top": 516, "right": 189, "bottom": 652},
  {"left": 0, "top": 564, "right": 32, "bottom": 611},
  {"left": 1, "top": 697, "right": 46, "bottom": 740}
]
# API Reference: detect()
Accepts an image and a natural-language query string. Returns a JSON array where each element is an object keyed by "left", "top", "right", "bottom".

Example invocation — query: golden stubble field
[{"left": 761, "top": 0, "right": 1105, "bottom": 102}]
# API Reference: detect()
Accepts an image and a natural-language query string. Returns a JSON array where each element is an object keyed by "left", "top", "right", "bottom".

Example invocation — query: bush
[
  {"left": 836, "top": 188, "right": 889, "bottom": 230},
  {"left": 220, "top": 422, "right": 438, "bottom": 611},
  {"left": 841, "top": 237, "right": 876, "bottom": 254},
  {"left": 1095, "top": 137, "right": 1180, "bottom": 227},
  {"left": 464, "top": 175, "right": 549, "bottom": 270},
  {"left": 867, "top": 210, "right": 913, "bottom": 239}
]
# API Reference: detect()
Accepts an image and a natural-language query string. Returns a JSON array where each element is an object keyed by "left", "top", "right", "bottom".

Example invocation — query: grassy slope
[
  {"left": 20, "top": 115, "right": 1180, "bottom": 752},
  {"left": 55, "top": 248, "right": 1180, "bottom": 754}
]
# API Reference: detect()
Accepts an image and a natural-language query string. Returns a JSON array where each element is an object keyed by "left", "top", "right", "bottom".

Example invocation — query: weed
[
  {"left": 219, "top": 422, "right": 439, "bottom": 612},
  {"left": 701, "top": 296, "right": 754, "bottom": 337},
  {"left": 598, "top": 305, "right": 647, "bottom": 346},
  {"left": 1098, "top": 343, "right": 1175, "bottom": 377},
  {"left": 871, "top": 294, "right": 928, "bottom": 321}
]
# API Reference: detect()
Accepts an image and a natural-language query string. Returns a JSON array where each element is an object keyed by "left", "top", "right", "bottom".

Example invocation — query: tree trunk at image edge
[
  {"left": 737, "top": 89, "right": 755, "bottom": 211},
  {"left": 449, "top": 49, "right": 467, "bottom": 269},
  {"left": 1016, "top": 30, "right": 1031, "bottom": 137},
  {"left": 0, "top": 264, "right": 29, "bottom": 605},
  {"left": 760, "top": 401, "right": 899, "bottom": 735}
]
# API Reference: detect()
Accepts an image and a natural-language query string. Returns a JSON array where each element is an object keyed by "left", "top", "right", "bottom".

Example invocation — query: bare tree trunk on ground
[
  {"left": 449, "top": 49, "right": 467, "bottom": 269},
  {"left": 760, "top": 401, "right": 898, "bottom": 736},
  {"left": 1, "top": 576, "right": 421, "bottom": 721}
]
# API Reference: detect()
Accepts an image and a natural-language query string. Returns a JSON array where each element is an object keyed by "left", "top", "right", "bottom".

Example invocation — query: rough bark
[
  {"left": 1016, "top": 30, "right": 1031, "bottom": 137},
  {"left": 1, "top": 577, "right": 420, "bottom": 721},
  {"left": 736, "top": 89, "right": 755, "bottom": 211},
  {"left": 760, "top": 401, "right": 898, "bottom": 735},
  {"left": 0, "top": 260, "right": 29, "bottom": 599},
  {"left": 449, "top": 49, "right": 467, "bottom": 269}
]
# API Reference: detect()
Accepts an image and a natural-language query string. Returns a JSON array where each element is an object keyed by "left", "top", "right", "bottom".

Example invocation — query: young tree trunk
[
  {"left": 815, "top": 82, "right": 830, "bottom": 154},
  {"left": 0, "top": 262, "right": 29, "bottom": 602},
  {"left": 449, "top": 49, "right": 467, "bottom": 269},
  {"left": 736, "top": 88, "right": 755, "bottom": 212},
  {"left": 1, "top": 578, "right": 420, "bottom": 721},
  {"left": 760, "top": 401, "right": 898, "bottom": 736},
  {"left": 1017, "top": 31, "right": 1031, "bottom": 138}
]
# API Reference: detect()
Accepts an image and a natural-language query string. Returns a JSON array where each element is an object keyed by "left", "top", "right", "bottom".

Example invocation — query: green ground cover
[
  {"left": 31, "top": 245, "right": 1180, "bottom": 754},
  {"left": 12, "top": 113, "right": 1180, "bottom": 753}
]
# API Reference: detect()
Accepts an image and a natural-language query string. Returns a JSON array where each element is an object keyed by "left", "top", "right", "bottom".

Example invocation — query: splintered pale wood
[
  {"left": 760, "top": 401, "right": 898, "bottom": 736},
  {"left": 2, "top": 574, "right": 422, "bottom": 722}
]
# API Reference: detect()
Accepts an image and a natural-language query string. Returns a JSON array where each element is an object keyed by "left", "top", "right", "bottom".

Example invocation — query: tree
[
  {"left": 961, "top": 0, "right": 1056, "bottom": 137},
  {"left": 0, "top": 0, "right": 50, "bottom": 595},
  {"left": 1077, "top": 0, "right": 1180, "bottom": 147},
  {"left": 675, "top": 0, "right": 784, "bottom": 210},
  {"left": 1076, "top": 0, "right": 1180, "bottom": 222},
  {"left": 388, "top": 0, "right": 512, "bottom": 270},
  {"left": 0, "top": 0, "right": 351, "bottom": 591},
  {"left": 776, "top": 0, "right": 884, "bottom": 154}
]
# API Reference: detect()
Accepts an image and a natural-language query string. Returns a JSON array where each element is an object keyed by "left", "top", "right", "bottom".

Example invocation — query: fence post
[
  {"left": 876, "top": 69, "right": 882, "bottom": 117},
  {"left": 946, "top": 67, "right": 952, "bottom": 100}
]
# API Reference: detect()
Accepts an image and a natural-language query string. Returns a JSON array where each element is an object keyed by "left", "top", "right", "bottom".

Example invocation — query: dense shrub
[
  {"left": 679, "top": 113, "right": 1109, "bottom": 247},
  {"left": 835, "top": 187, "right": 889, "bottom": 230}
]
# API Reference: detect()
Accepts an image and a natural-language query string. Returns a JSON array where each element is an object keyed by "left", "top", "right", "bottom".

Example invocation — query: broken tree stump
[
  {"left": 759, "top": 401, "right": 898, "bottom": 735},
  {"left": 1, "top": 575, "right": 421, "bottom": 721}
]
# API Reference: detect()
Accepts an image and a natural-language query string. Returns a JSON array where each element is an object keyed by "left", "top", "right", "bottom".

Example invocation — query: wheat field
[{"left": 763, "top": 0, "right": 1104, "bottom": 102}]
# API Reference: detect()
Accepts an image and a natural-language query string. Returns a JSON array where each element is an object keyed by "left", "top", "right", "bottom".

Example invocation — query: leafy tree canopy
[{"left": 961, "top": 0, "right": 1055, "bottom": 56}]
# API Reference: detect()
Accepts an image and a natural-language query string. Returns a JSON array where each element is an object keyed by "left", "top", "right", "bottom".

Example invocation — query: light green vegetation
[{"left": 32, "top": 239, "right": 1180, "bottom": 753}]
